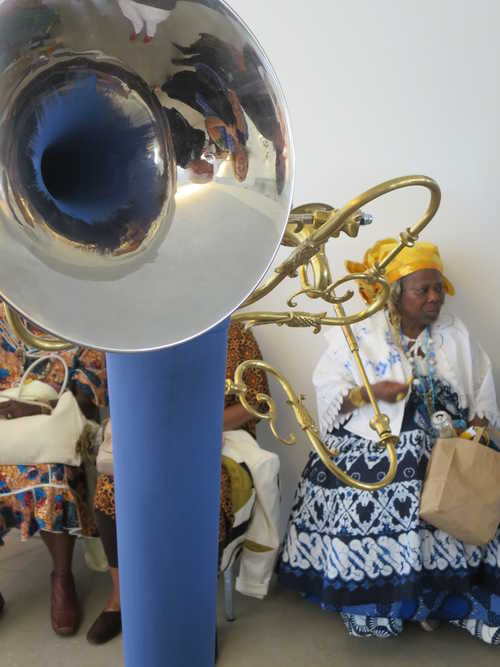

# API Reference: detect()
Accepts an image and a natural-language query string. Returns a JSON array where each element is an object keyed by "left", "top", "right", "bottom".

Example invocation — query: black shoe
[
  {"left": 0, "top": 592, "right": 4, "bottom": 614},
  {"left": 87, "top": 611, "right": 122, "bottom": 645}
]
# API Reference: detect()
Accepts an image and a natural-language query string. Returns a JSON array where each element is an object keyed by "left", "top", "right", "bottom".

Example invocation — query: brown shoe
[
  {"left": 87, "top": 611, "right": 122, "bottom": 645},
  {"left": 51, "top": 572, "right": 80, "bottom": 636}
]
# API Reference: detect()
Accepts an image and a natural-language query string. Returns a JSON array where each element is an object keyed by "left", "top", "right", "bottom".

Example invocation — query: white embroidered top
[{"left": 313, "top": 309, "right": 500, "bottom": 440}]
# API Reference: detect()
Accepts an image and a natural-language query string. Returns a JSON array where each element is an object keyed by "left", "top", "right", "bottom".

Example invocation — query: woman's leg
[
  {"left": 99, "top": 511, "right": 120, "bottom": 612},
  {"left": 118, "top": 0, "right": 144, "bottom": 37},
  {"left": 107, "top": 566, "right": 120, "bottom": 611},
  {"left": 143, "top": 9, "right": 171, "bottom": 41},
  {"left": 40, "top": 530, "right": 79, "bottom": 636},
  {"left": 40, "top": 530, "right": 75, "bottom": 575},
  {"left": 87, "top": 511, "right": 122, "bottom": 644}
]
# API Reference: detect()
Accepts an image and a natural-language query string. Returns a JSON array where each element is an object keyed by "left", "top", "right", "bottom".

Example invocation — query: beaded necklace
[
  {"left": 399, "top": 323, "right": 437, "bottom": 423},
  {"left": 390, "top": 312, "right": 467, "bottom": 433}
]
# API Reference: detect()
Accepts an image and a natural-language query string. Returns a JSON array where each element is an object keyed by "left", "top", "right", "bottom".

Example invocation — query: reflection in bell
[
  {"left": 118, "top": 0, "right": 176, "bottom": 42},
  {"left": 0, "top": 0, "right": 294, "bottom": 352},
  {"left": 35, "top": 78, "right": 153, "bottom": 224},
  {"left": 0, "top": 2, "right": 294, "bottom": 666},
  {"left": 29, "top": 72, "right": 168, "bottom": 251}
]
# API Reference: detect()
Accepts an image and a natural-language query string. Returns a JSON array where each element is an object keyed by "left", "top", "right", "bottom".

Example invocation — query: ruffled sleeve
[
  {"left": 313, "top": 331, "right": 356, "bottom": 438},
  {"left": 470, "top": 338, "right": 500, "bottom": 428}
]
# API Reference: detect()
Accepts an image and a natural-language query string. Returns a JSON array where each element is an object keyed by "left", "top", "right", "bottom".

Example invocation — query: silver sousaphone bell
[
  {"left": 0, "top": 0, "right": 294, "bottom": 351},
  {"left": 0, "top": 3, "right": 294, "bottom": 665}
]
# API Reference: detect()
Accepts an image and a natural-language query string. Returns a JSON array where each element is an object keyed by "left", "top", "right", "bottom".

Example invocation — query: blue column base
[{"left": 106, "top": 321, "right": 229, "bottom": 667}]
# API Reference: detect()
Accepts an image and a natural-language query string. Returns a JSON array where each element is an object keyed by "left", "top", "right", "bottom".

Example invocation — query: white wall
[{"left": 229, "top": 0, "right": 500, "bottom": 534}]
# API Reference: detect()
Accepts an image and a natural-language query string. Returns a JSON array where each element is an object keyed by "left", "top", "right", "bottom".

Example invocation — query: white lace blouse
[{"left": 313, "top": 309, "right": 500, "bottom": 440}]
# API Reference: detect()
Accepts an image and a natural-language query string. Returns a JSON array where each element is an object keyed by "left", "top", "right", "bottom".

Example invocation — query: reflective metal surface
[{"left": 0, "top": 0, "right": 294, "bottom": 351}]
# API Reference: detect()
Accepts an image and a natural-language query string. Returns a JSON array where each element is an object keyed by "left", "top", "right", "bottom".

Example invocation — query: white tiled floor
[{"left": 1, "top": 533, "right": 499, "bottom": 667}]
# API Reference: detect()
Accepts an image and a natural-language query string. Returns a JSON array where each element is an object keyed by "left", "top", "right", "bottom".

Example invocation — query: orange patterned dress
[
  {"left": 0, "top": 303, "right": 107, "bottom": 543},
  {"left": 224, "top": 321, "right": 269, "bottom": 438}
]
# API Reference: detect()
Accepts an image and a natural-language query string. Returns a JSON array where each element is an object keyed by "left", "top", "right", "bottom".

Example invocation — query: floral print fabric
[{"left": 0, "top": 302, "right": 107, "bottom": 543}]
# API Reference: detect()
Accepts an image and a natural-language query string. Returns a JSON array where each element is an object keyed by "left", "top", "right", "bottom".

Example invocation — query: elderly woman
[
  {"left": 278, "top": 239, "right": 500, "bottom": 644},
  {"left": 0, "top": 301, "right": 107, "bottom": 636}
]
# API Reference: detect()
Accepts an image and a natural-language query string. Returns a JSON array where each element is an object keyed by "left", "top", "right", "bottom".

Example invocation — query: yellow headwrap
[{"left": 345, "top": 238, "right": 455, "bottom": 304}]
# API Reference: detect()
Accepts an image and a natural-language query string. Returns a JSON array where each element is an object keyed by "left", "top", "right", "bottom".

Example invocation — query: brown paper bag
[{"left": 420, "top": 429, "right": 500, "bottom": 545}]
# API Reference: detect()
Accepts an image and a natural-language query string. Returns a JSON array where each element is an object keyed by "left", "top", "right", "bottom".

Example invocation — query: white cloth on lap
[
  {"left": 222, "top": 429, "right": 280, "bottom": 600},
  {"left": 314, "top": 310, "right": 500, "bottom": 440}
]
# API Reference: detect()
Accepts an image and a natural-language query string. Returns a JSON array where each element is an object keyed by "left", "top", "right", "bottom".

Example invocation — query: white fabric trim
[
  {"left": 222, "top": 429, "right": 280, "bottom": 600},
  {"left": 313, "top": 310, "right": 500, "bottom": 440},
  {"left": 0, "top": 483, "right": 69, "bottom": 498}
]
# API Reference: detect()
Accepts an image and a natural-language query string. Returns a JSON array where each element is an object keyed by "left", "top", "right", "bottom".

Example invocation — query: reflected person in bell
[
  {"left": 160, "top": 62, "right": 250, "bottom": 182},
  {"left": 117, "top": 0, "right": 176, "bottom": 44},
  {"left": 173, "top": 35, "right": 286, "bottom": 191}
]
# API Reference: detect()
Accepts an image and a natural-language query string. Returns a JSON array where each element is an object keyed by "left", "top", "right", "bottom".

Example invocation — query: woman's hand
[
  {"left": 372, "top": 381, "right": 410, "bottom": 404},
  {"left": 469, "top": 415, "right": 489, "bottom": 429},
  {"left": 340, "top": 381, "right": 410, "bottom": 415}
]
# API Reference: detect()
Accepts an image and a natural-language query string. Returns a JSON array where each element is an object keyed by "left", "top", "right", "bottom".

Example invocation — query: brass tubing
[
  {"left": 310, "top": 175, "right": 440, "bottom": 248},
  {"left": 4, "top": 303, "right": 73, "bottom": 351},
  {"left": 227, "top": 359, "right": 398, "bottom": 492}
]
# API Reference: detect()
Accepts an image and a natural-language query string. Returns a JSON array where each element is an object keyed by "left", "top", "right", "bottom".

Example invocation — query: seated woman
[
  {"left": 160, "top": 64, "right": 250, "bottom": 182},
  {"left": 87, "top": 321, "right": 269, "bottom": 644},
  {"left": 0, "top": 301, "right": 107, "bottom": 635},
  {"left": 278, "top": 239, "right": 500, "bottom": 644}
]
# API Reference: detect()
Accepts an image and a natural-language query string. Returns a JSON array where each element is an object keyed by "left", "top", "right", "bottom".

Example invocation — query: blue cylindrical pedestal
[{"left": 106, "top": 321, "right": 229, "bottom": 667}]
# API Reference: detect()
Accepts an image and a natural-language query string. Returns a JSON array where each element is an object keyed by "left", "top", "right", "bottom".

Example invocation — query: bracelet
[{"left": 348, "top": 386, "right": 367, "bottom": 409}]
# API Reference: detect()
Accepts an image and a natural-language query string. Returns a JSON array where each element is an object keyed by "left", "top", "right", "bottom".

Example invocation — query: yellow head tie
[{"left": 345, "top": 238, "right": 455, "bottom": 304}]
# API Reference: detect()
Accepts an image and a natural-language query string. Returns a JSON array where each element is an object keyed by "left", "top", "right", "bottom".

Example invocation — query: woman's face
[
  {"left": 398, "top": 268, "right": 445, "bottom": 327},
  {"left": 232, "top": 146, "right": 249, "bottom": 182}
]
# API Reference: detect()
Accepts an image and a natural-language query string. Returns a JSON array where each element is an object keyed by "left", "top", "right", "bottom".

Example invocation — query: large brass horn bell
[{"left": 0, "top": 0, "right": 294, "bottom": 352}]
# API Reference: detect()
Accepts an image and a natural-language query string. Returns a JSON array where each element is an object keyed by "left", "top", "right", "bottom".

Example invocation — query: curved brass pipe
[
  {"left": 226, "top": 360, "right": 398, "bottom": 492},
  {"left": 310, "top": 175, "right": 440, "bottom": 248},
  {"left": 4, "top": 303, "right": 73, "bottom": 351},
  {"left": 285, "top": 203, "right": 334, "bottom": 295},
  {"left": 242, "top": 204, "right": 339, "bottom": 308},
  {"left": 240, "top": 175, "right": 439, "bottom": 311},
  {"left": 232, "top": 175, "right": 441, "bottom": 491},
  {"left": 234, "top": 272, "right": 390, "bottom": 331},
  {"left": 240, "top": 175, "right": 439, "bottom": 320}
]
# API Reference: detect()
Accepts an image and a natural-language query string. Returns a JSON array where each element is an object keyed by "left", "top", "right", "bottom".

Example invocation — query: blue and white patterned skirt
[{"left": 278, "top": 382, "right": 500, "bottom": 644}]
